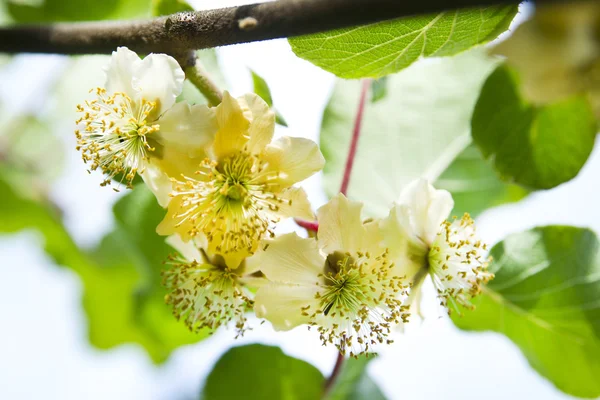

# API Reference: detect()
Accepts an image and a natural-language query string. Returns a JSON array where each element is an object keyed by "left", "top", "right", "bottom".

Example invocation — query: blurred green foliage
[
  {"left": 250, "top": 69, "right": 288, "bottom": 127},
  {"left": 203, "top": 344, "right": 325, "bottom": 400},
  {"left": 453, "top": 226, "right": 600, "bottom": 398},
  {"left": 324, "top": 356, "right": 386, "bottom": 400},
  {"left": 319, "top": 48, "right": 526, "bottom": 218},
  {"left": 472, "top": 65, "right": 597, "bottom": 190}
]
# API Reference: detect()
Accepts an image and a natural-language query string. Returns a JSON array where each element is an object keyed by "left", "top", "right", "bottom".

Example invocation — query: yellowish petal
[
  {"left": 254, "top": 282, "right": 320, "bottom": 331},
  {"left": 165, "top": 234, "right": 203, "bottom": 262},
  {"left": 262, "top": 136, "right": 325, "bottom": 187},
  {"left": 316, "top": 194, "right": 365, "bottom": 254},
  {"left": 239, "top": 93, "right": 275, "bottom": 154},
  {"left": 151, "top": 142, "right": 204, "bottom": 180},
  {"left": 213, "top": 91, "right": 251, "bottom": 160},
  {"left": 140, "top": 161, "right": 172, "bottom": 208},
  {"left": 157, "top": 195, "right": 195, "bottom": 241},
  {"left": 255, "top": 233, "right": 323, "bottom": 285},
  {"left": 217, "top": 245, "right": 251, "bottom": 270},
  {"left": 380, "top": 203, "right": 428, "bottom": 279},
  {"left": 157, "top": 102, "right": 217, "bottom": 158},
  {"left": 275, "top": 186, "right": 314, "bottom": 221}
]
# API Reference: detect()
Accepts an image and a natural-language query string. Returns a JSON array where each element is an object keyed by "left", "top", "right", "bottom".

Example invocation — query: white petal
[
  {"left": 256, "top": 233, "right": 324, "bottom": 285},
  {"left": 104, "top": 47, "right": 139, "bottom": 97},
  {"left": 275, "top": 186, "right": 315, "bottom": 221},
  {"left": 380, "top": 204, "right": 428, "bottom": 278},
  {"left": 132, "top": 53, "right": 184, "bottom": 113},
  {"left": 239, "top": 93, "right": 275, "bottom": 154},
  {"left": 398, "top": 178, "right": 453, "bottom": 245},
  {"left": 317, "top": 194, "right": 365, "bottom": 254},
  {"left": 166, "top": 234, "right": 203, "bottom": 262},
  {"left": 140, "top": 161, "right": 173, "bottom": 208},
  {"left": 157, "top": 102, "right": 217, "bottom": 157},
  {"left": 254, "top": 283, "right": 320, "bottom": 331},
  {"left": 261, "top": 136, "right": 325, "bottom": 187}
]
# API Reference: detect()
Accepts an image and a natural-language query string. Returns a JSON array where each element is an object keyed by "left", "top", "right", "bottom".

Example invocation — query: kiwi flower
[
  {"left": 75, "top": 47, "right": 215, "bottom": 206},
  {"left": 380, "top": 179, "right": 493, "bottom": 316},
  {"left": 157, "top": 91, "right": 324, "bottom": 267},
  {"left": 253, "top": 194, "right": 410, "bottom": 357}
]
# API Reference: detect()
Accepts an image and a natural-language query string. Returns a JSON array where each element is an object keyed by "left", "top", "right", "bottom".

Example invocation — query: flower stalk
[
  {"left": 324, "top": 78, "right": 371, "bottom": 393},
  {"left": 339, "top": 79, "right": 371, "bottom": 196}
]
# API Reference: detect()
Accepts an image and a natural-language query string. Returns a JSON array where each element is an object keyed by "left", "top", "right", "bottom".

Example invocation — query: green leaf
[
  {"left": 370, "top": 77, "right": 388, "bottom": 103},
  {"left": 289, "top": 6, "right": 517, "bottom": 79},
  {"left": 472, "top": 64, "right": 597, "bottom": 190},
  {"left": 0, "top": 171, "right": 88, "bottom": 273},
  {"left": 0, "top": 172, "right": 205, "bottom": 362},
  {"left": 87, "top": 185, "right": 208, "bottom": 362},
  {"left": 250, "top": 69, "right": 288, "bottom": 127},
  {"left": 0, "top": 113, "right": 65, "bottom": 198},
  {"left": 152, "top": 0, "right": 193, "bottom": 16},
  {"left": 203, "top": 344, "right": 324, "bottom": 400},
  {"left": 436, "top": 144, "right": 529, "bottom": 217},
  {"left": 452, "top": 226, "right": 600, "bottom": 398},
  {"left": 324, "top": 356, "right": 386, "bottom": 400},
  {"left": 7, "top": 0, "right": 151, "bottom": 23},
  {"left": 320, "top": 48, "right": 523, "bottom": 218}
]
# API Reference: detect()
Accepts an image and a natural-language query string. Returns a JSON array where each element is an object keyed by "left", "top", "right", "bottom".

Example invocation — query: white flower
[
  {"left": 381, "top": 179, "right": 493, "bottom": 315},
  {"left": 157, "top": 91, "right": 324, "bottom": 268},
  {"left": 253, "top": 194, "right": 410, "bottom": 357},
  {"left": 75, "top": 47, "right": 215, "bottom": 206},
  {"left": 162, "top": 235, "right": 260, "bottom": 336}
]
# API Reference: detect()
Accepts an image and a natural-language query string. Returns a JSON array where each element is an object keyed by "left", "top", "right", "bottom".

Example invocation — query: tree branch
[{"left": 0, "top": 0, "right": 566, "bottom": 55}]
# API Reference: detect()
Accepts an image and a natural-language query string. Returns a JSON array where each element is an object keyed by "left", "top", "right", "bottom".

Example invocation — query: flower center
[
  {"left": 309, "top": 250, "right": 410, "bottom": 356},
  {"left": 162, "top": 255, "right": 251, "bottom": 336},
  {"left": 75, "top": 88, "right": 159, "bottom": 189},
  {"left": 172, "top": 151, "right": 286, "bottom": 256},
  {"left": 428, "top": 213, "right": 493, "bottom": 314}
]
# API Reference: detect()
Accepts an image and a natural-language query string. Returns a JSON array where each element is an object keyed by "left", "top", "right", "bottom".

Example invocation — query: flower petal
[
  {"left": 398, "top": 179, "right": 454, "bottom": 245},
  {"left": 152, "top": 139, "right": 205, "bottom": 181},
  {"left": 380, "top": 203, "right": 428, "bottom": 279},
  {"left": 317, "top": 194, "right": 365, "bottom": 254},
  {"left": 256, "top": 233, "right": 324, "bottom": 285},
  {"left": 166, "top": 234, "right": 203, "bottom": 262},
  {"left": 140, "top": 161, "right": 172, "bottom": 207},
  {"left": 157, "top": 102, "right": 217, "bottom": 157},
  {"left": 132, "top": 53, "right": 184, "bottom": 113},
  {"left": 239, "top": 93, "right": 275, "bottom": 154},
  {"left": 262, "top": 136, "right": 325, "bottom": 187},
  {"left": 213, "top": 91, "right": 251, "bottom": 160},
  {"left": 157, "top": 195, "right": 194, "bottom": 240},
  {"left": 219, "top": 247, "right": 251, "bottom": 271},
  {"left": 104, "top": 47, "right": 139, "bottom": 97},
  {"left": 275, "top": 186, "right": 314, "bottom": 221},
  {"left": 254, "top": 282, "right": 320, "bottom": 331}
]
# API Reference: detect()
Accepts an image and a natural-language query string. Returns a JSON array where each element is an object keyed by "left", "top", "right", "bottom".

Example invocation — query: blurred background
[{"left": 0, "top": 0, "right": 594, "bottom": 399}]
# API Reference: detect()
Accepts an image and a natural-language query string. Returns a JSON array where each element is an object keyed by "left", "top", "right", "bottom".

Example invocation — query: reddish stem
[
  {"left": 339, "top": 79, "right": 371, "bottom": 196},
  {"left": 322, "top": 80, "right": 371, "bottom": 396},
  {"left": 323, "top": 351, "right": 345, "bottom": 396},
  {"left": 294, "top": 218, "right": 319, "bottom": 232}
]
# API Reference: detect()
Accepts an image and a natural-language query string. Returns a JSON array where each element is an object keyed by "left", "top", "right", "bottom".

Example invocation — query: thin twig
[
  {"left": 175, "top": 51, "right": 223, "bottom": 106},
  {"left": 0, "top": 0, "right": 565, "bottom": 55},
  {"left": 294, "top": 218, "right": 319, "bottom": 232},
  {"left": 323, "top": 351, "right": 345, "bottom": 397},
  {"left": 339, "top": 79, "right": 371, "bottom": 196}
]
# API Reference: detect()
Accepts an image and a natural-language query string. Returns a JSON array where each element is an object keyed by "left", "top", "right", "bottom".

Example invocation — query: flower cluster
[{"left": 75, "top": 47, "right": 493, "bottom": 356}]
